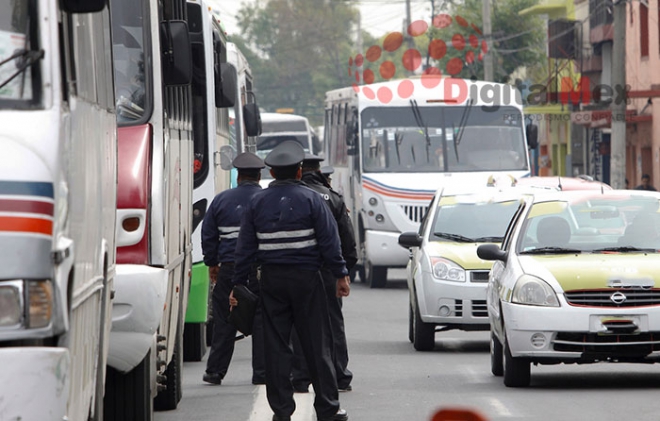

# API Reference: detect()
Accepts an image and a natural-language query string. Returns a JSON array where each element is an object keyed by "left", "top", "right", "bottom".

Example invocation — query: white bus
[
  {"left": 105, "top": 0, "right": 194, "bottom": 418},
  {"left": 257, "top": 112, "right": 316, "bottom": 187},
  {"left": 228, "top": 42, "right": 258, "bottom": 157},
  {"left": 0, "top": 0, "right": 116, "bottom": 419},
  {"left": 183, "top": 0, "right": 261, "bottom": 361},
  {"left": 324, "top": 77, "right": 538, "bottom": 288}
]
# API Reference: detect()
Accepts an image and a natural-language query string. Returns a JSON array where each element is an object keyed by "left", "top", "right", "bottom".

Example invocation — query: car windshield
[
  {"left": 430, "top": 199, "right": 520, "bottom": 243},
  {"left": 518, "top": 194, "right": 660, "bottom": 254}
]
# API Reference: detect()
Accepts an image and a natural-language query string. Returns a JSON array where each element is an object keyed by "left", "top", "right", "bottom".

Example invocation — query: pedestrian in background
[
  {"left": 636, "top": 174, "right": 657, "bottom": 191},
  {"left": 201, "top": 152, "right": 266, "bottom": 386},
  {"left": 231, "top": 141, "right": 350, "bottom": 421},
  {"left": 291, "top": 154, "right": 357, "bottom": 394}
]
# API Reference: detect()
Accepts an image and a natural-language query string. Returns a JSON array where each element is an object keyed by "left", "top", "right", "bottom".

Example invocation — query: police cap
[
  {"left": 264, "top": 141, "right": 305, "bottom": 168},
  {"left": 321, "top": 165, "right": 334, "bottom": 176},
  {"left": 232, "top": 152, "right": 265, "bottom": 170},
  {"left": 303, "top": 152, "right": 324, "bottom": 163}
]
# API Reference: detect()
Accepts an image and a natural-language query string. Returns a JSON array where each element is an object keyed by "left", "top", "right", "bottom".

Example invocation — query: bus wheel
[
  {"left": 104, "top": 350, "right": 154, "bottom": 421},
  {"left": 365, "top": 261, "right": 387, "bottom": 288}
]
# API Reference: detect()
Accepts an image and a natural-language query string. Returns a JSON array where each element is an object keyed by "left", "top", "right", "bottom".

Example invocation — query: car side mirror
[
  {"left": 160, "top": 20, "right": 192, "bottom": 86},
  {"left": 526, "top": 123, "right": 538, "bottom": 150},
  {"left": 243, "top": 103, "right": 262, "bottom": 137},
  {"left": 477, "top": 244, "right": 507, "bottom": 262},
  {"left": 398, "top": 232, "right": 423, "bottom": 248},
  {"left": 215, "top": 63, "right": 236, "bottom": 108},
  {"left": 61, "top": 0, "right": 106, "bottom": 13}
]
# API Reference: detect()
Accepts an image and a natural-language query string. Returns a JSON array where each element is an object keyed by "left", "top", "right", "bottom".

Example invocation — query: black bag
[{"left": 228, "top": 284, "right": 258, "bottom": 336}]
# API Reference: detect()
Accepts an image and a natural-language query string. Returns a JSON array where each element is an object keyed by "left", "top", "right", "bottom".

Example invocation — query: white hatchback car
[
  {"left": 478, "top": 190, "right": 660, "bottom": 387},
  {"left": 398, "top": 186, "right": 533, "bottom": 351}
]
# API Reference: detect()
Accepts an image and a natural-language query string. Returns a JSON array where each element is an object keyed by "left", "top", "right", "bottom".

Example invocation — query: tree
[{"left": 234, "top": 0, "right": 358, "bottom": 126}]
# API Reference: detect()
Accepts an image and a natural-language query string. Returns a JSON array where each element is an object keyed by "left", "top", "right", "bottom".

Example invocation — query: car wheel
[
  {"left": 490, "top": 332, "right": 503, "bottom": 377},
  {"left": 412, "top": 297, "right": 435, "bottom": 351},
  {"left": 365, "top": 260, "right": 387, "bottom": 289},
  {"left": 503, "top": 336, "right": 530, "bottom": 387}
]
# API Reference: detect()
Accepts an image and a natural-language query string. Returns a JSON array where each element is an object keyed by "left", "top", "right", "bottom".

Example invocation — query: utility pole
[
  {"left": 482, "top": 0, "right": 494, "bottom": 81},
  {"left": 610, "top": 0, "right": 626, "bottom": 189},
  {"left": 405, "top": 0, "right": 413, "bottom": 48}
]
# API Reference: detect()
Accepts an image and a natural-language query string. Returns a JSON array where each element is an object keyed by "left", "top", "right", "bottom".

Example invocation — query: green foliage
[{"left": 233, "top": 0, "right": 358, "bottom": 126}]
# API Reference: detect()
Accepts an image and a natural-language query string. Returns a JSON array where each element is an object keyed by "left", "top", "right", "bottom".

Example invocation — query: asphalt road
[{"left": 156, "top": 270, "right": 660, "bottom": 421}]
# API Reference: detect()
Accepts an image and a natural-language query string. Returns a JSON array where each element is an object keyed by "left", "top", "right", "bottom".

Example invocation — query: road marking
[
  {"left": 488, "top": 397, "right": 513, "bottom": 417},
  {"left": 248, "top": 385, "right": 315, "bottom": 421}
]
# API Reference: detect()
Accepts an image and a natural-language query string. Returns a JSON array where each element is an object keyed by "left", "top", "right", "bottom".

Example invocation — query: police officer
[
  {"left": 291, "top": 154, "right": 357, "bottom": 393},
  {"left": 231, "top": 141, "right": 350, "bottom": 421},
  {"left": 201, "top": 152, "right": 266, "bottom": 386},
  {"left": 321, "top": 165, "right": 334, "bottom": 185}
]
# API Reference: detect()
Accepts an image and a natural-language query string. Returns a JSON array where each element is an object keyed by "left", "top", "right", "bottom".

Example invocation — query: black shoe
[
  {"left": 318, "top": 408, "right": 348, "bottom": 421},
  {"left": 338, "top": 384, "right": 352, "bottom": 392},
  {"left": 203, "top": 372, "right": 222, "bottom": 385},
  {"left": 272, "top": 415, "right": 291, "bottom": 421},
  {"left": 252, "top": 378, "right": 266, "bottom": 385}
]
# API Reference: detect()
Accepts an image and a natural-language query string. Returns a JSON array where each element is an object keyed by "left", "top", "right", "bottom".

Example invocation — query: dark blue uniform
[
  {"left": 201, "top": 180, "right": 265, "bottom": 384},
  {"left": 233, "top": 179, "right": 348, "bottom": 421}
]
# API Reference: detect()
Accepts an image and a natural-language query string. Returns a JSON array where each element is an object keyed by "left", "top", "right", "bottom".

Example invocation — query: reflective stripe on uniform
[
  {"left": 256, "top": 228, "right": 314, "bottom": 240},
  {"left": 218, "top": 226, "right": 240, "bottom": 233},
  {"left": 258, "top": 239, "right": 318, "bottom": 250},
  {"left": 219, "top": 232, "right": 240, "bottom": 239}
]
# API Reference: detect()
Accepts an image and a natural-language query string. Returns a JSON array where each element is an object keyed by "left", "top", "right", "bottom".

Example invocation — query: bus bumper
[
  {"left": 365, "top": 230, "right": 410, "bottom": 267},
  {"left": 107, "top": 264, "right": 167, "bottom": 373},
  {"left": 0, "top": 348, "right": 70, "bottom": 420}
]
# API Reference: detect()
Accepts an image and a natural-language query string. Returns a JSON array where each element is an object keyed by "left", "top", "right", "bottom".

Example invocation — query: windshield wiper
[
  {"left": 0, "top": 49, "right": 44, "bottom": 92},
  {"left": 410, "top": 99, "right": 431, "bottom": 164},
  {"left": 433, "top": 232, "right": 475, "bottom": 243},
  {"left": 592, "top": 246, "right": 657, "bottom": 253},
  {"left": 473, "top": 236, "right": 503, "bottom": 243},
  {"left": 519, "top": 246, "right": 582, "bottom": 255}
]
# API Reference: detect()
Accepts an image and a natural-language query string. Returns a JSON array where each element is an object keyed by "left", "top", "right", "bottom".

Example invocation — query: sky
[{"left": 206, "top": 0, "right": 433, "bottom": 39}]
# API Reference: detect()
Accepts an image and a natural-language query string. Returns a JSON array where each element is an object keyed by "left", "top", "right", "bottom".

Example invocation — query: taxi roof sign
[{"left": 276, "top": 108, "right": 295, "bottom": 114}]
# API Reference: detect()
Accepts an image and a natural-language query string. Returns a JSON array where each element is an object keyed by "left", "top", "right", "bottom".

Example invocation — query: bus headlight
[
  {"left": 28, "top": 280, "right": 53, "bottom": 328},
  {"left": 0, "top": 282, "right": 23, "bottom": 327},
  {"left": 368, "top": 197, "right": 378, "bottom": 206}
]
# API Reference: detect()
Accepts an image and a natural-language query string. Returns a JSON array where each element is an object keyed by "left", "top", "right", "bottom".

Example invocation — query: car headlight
[
  {"left": 430, "top": 257, "right": 466, "bottom": 282},
  {"left": 512, "top": 275, "right": 559, "bottom": 307}
]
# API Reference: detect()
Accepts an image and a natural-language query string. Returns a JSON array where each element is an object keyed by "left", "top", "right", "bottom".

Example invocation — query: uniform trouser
[
  {"left": 206, "top": 264, "right": 265, "bottom": 380},
  {"left": 292, "top": 268, "right": 352, "bottom": 390},
  {"left": 260, "top": 265, "right": 340, "bottom": 419}
]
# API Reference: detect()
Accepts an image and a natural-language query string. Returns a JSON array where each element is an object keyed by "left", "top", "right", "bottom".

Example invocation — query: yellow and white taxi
[
  {"left": 478, "top": 190, "right": 660, "bottom": 387},
  {"left": 398, "top": 185, "right": 532, "bottom": 351}
]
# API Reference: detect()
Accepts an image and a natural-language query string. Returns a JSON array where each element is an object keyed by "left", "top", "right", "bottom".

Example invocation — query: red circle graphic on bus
[{"left": 348, "top": 13, "right": 488, "bottom": 103}]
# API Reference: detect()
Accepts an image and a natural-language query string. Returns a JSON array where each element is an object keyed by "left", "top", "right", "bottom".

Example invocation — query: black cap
[
  {"left": 321, "top": 165, "right": 334, "bottom": 176},
  {"left": 232, "top": 152, "right": 265, "bottom": 170},
  {"left": 303, "top": 152, "right": 324, "bottom": 163},
  {"left": 264, "top": 141, "right": 305, "bottom": 168}
]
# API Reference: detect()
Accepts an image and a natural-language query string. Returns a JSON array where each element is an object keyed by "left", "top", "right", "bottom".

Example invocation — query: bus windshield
[
  {"left": 111, "top": 0, "right": 150, "bottom": 124},
  {"left": 361, "top": 105, "right": 526, "bottom": 173},
  {"left": 0, "top": 0, "right": 36, "bottom": 105}
]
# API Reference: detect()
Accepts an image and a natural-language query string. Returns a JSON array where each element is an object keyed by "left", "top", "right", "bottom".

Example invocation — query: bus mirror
[
  {"left": 219, "top": 145, "right": 235, "bottom": 170},
  {"left": 61, "top": 0, "right": 106, "bottom": 13},
  {"left": 160, "top": 21, "right": 193, "bottom": 87},
  {"left": 526, "top": 123, "right": 539, "bottom": 149},
  {"left": 216, "top": 63, "right": 237, "bottom": 108},
  {"left": 243, "top": 103, "right": 262, "bottom": 137}
]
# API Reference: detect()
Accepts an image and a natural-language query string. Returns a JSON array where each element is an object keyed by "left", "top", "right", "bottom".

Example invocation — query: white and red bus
[
  {"left": 105, "top": 0, "right": 194, "bottom": 418},
  {"left": 0, "top": 0, "right": 116, "bottom": 419}
]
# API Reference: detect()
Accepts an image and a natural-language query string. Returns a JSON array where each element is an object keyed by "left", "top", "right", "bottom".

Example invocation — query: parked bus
[
  {"left": 0, "top": 0, "right": 116, "bottom": 419},
  {"left": 183, "top": 0, "right": 260, "bottom": 361},
  {"left": 227, "top": 42, "right": 259, "bottom": 160},
  {"left": 324, "top": 77, "right": 538, "bottom": 288},
  {"left": 257, "top": 112, "right": 316, "bottom": 187},
  {"left": 105, "top": 0, "right": 194, "bottom": 418}
]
